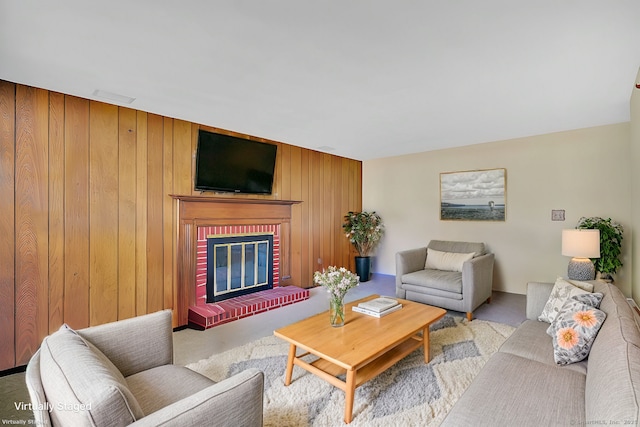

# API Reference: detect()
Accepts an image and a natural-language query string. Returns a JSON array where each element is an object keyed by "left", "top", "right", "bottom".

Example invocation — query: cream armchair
[
  {"left": 396, "top": 240, "right": 494, "bottom": 320},
  {"left": 25, "top": 310, "right": 263, "bottom": 427}
]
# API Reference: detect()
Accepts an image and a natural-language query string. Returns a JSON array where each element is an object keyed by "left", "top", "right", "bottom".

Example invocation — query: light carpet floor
[{"left": 186, "top": 315, "right": 514, "bottom": 426}]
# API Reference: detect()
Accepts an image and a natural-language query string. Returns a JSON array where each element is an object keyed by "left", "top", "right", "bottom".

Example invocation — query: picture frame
[{"left": 440, "top": 168, "right": 506, "bottom": 221}]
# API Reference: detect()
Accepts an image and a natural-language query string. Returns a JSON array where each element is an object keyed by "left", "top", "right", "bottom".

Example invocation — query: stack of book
[{"left": 352, "top": 297, "right": 402, "bottom": 318}]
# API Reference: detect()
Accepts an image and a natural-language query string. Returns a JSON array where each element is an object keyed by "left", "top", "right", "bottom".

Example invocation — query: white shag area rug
[{"left": 186, "top": 315, "right": 514, "bottom": 426}]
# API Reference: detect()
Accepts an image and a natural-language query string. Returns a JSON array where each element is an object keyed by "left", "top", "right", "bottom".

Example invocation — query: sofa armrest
[
  {"left": 77, "top": 310, "right": 173, "bottom": 377},
  {"left": 461, "top": 253, "right": 494, "bottom": 309},
  {"left": 395, "top": 247, "right": 428, "bottom": 296},
  {"left": 25, "top": 350, "right": 52, "bottom": 427},
  {"left": 395, "top": 247, "right": 427, "bottom": 277},
  {"left": 129, "top": 368, "right": 264, "bottom": 427},
  {"left": 526, "top": 282, "right": 554, "bottom": 321}
]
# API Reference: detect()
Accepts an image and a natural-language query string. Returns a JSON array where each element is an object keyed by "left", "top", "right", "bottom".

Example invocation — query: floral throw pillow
[
  {"left": 547, "top": 293, "right": 606, "bottom": 365},
  {"left": 538, "top": 277, "right": 590, "bottom": 323}
]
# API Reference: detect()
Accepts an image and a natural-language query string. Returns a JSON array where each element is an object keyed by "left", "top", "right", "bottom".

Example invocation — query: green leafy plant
[
  {"left": 576, "top": 216, "right": 623, "bottom": 277},
  {"left": 342, "top": 211, "right": 384, "bottom": 257}
]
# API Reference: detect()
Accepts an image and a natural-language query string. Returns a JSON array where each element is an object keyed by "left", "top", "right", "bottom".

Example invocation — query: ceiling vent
[{"left": 92, "top": 89, "right": 136, "bottom": 104}]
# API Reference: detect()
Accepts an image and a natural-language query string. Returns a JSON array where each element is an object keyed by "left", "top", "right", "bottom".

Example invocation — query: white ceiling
[{"left": 1, "top": 1, "right": 639, "bottom": 161}]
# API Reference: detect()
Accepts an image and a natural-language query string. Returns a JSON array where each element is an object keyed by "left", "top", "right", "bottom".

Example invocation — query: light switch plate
[{"left": 551, "top": 209, "right": 565, "bottom": 221}]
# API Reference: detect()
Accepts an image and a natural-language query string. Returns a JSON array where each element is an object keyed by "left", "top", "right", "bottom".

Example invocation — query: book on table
[
  {"left": 352, "top": 304, "right": 402, "bottom": 318},
  {"left": 357, "top": 297, "right": 400, "bottom": 313}
]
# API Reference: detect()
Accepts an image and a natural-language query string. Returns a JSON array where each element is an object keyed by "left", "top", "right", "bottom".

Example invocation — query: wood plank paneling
[
  {"left": 300, "top": 149, "right": 311, "bottom": 286},
  {"left": 172, "top": 121, "right": 192, "bottom": 325},
  {"left": 340, "top": 157, "right": 351, "bottom": 268},
  {"left": 173, "top": 121, "right": 192, "bottom": 196},
  {"left": 289, "top": 146, "right": 302, "bottom": 286},
  {"left": 279, "top": 143, "right": 291, "bottom": 201},
  {"left": 14, "top": 86, "right": 49, "bottom": 365},
  {"left": 118, "top": 107, "right": 137, "bottom": 320},
  {"left": 0, "top": 80, "right": 362, "bottom": 369},
  {"left": 64, "top": 96, "right": 90, "bottom": 329},
  {"left": 89, "top": 101, "right": 119, "bottom": 326},
  {"left": 333, "top": 156, "right": 344, "bottom": 266},
  {"left": 135, "top": 111, "right": 148, "bottom": 316},
  {"left": 311, "top": 151, "right": 322, "bottom": 275},
  {"left": 162, "top": 118, "right": 174, "bottom": 311},
  {"left": 48, "top": 92, "right": 65, "bottom": 333},
  {"left": 0, "top": 81, "right": 16, "bottom": 370},
  {"left": 322, "top": 154, "right": 333, "bottom": 270},
  {"left": 146, "top": 114, "right": 164, "bottom": 313}
]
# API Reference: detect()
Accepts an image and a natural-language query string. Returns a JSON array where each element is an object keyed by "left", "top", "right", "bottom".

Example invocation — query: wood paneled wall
[{"left": 0, "top": 80, "right": 362, "bottom": 370}]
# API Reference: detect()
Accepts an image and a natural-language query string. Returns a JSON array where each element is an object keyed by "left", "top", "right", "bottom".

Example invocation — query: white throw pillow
[
  {"left": 538, "top": 277, "right": 590, "bottom": 323},
  {"left": 424, "top": 248, "right": 475, "bottom": 272},
  {"left": 565, "top": 278, "right": 594, "bottom": 292}
]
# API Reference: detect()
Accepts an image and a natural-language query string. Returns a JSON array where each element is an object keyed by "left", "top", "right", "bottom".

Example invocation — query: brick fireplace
[
  {"left": 172, "top": 195, "right": 309, "bottom": 329},
  {"left": 195, "top": 225, "right": 279, "bottom": 304}
]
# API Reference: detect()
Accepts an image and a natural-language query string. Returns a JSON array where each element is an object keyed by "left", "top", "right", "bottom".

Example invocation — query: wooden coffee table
[{"left": 273, "top": 294, "right": 446, "bottom": 423}]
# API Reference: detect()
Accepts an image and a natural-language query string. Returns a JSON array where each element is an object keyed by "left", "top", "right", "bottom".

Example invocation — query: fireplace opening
[{"left": 206, "top": 233, "right": 274, "bottom": 303}]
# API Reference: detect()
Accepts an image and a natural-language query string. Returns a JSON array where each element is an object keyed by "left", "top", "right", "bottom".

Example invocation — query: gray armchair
[
  {"left": 396, "top": 240, "right": 494, "bottom": 320},
  {"left": 25, "top": 310, "right": 263, "bottom": 427}
]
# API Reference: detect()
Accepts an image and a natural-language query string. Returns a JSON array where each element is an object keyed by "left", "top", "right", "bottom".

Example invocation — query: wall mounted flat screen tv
[{"left": 194, "top": 130, "right": 277, "bottom": 194}]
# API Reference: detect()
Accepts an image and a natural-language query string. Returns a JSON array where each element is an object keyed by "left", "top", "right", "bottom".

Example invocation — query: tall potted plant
[
  {"left": 576, "top": 216, "right": 624, "bottom": 282},
  {"left": 342, "top": 211, "right": 384, "bottom": 282}
]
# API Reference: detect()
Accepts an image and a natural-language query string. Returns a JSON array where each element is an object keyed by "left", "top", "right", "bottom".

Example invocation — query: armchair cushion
[
  {"left": 402, "top": 269, "right": 463, "bottom": 294},
  {"left": 40, "top": 324, "right": 144, "bottom": 427},
  {"left": 128, "top": 369, "right": 264, "bottom": 427},
  {"left": 126, "top": 365, "right": 215, "bottom": 416},
  {"left": 424, "top": 248, "right": 475, "bottom": 272}
]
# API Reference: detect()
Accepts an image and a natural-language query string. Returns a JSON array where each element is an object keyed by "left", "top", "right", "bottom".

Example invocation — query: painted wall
[
  {"left": 363, "top": 123, "right": 633, "bottom": 296},
  {"left": 631, "top": 69, "right": 640, "bottom": 304}
]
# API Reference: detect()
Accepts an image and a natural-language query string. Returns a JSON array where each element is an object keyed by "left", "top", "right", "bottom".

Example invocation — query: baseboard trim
[{"left": 0, "top": 365, "right": 26, "bottom": 377}]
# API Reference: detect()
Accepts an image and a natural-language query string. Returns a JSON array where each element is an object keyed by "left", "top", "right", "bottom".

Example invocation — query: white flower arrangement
[
  {"left": 313, "top": 266, "right": 360, "bottom": 299},
  {"left": 313, "top": 266, "right": 360, "bottom": 326}
]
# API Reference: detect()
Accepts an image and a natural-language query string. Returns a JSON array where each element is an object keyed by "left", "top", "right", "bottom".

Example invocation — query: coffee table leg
[
  {"left": 423, "top": 326, "right": 431, "bottom": 363},
  {"left": 284, "top": 344, "right": 296, "bottom": 386},
  {"left": 344, "top": 369, "right": 356, "bottom": 424}
]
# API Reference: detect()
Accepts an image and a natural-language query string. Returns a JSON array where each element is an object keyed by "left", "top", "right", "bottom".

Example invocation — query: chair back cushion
[
  {"left": 77, "top": 309, "right": 173, "bottom": 377},
  {"left": 424, "top": 248, "right": 474, "bottom": 272},
  {"left": 428, "top": 240, "right": 486, "bottom": 256},
  {"left": 40, "top": 325, "right": 145, "bottom": 426}
]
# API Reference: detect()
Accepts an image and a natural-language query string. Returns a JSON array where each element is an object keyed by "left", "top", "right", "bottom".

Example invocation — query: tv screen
[{"left": 194, "top": 130, "right": 277, "bottom": 194}]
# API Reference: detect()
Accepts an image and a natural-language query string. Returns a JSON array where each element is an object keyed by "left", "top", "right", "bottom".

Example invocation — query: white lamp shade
[{"left": 562, "top": 229, "right": 600, "bottom": 258}]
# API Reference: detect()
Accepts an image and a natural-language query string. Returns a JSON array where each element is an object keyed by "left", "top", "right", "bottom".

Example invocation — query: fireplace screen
[{"left": 206, "top": 233, "right": 274, "bottom": 303}]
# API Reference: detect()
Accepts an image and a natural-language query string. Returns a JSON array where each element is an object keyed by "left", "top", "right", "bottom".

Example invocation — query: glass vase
[{"left": 329, "top": 296, "right": 345, "bottom": 327}]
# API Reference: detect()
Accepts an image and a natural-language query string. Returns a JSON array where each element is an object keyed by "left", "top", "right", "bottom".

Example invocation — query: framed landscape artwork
[{"left": 440, "top": 168, "right": 506, "bottom": 221}]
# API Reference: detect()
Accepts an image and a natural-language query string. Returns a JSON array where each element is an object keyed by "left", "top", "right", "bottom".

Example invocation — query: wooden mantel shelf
[
  {"left": 170, "top": 195, "right": 302, "bottom": 206},
  {"left": 171, "top": 194, "right": 302, "bottom": 326}
]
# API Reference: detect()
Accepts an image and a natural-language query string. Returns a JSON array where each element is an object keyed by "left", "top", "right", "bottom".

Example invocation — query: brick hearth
[{"left": 188, "top": 286, "right": 309, "bottom": 329}]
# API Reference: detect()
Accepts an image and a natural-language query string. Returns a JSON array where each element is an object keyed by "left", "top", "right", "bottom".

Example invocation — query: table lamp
[{"left": 561, "top": 229, "right": 600, "bottom": 281}]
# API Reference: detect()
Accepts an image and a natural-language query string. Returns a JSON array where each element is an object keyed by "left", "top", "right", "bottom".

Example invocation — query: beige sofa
[
  {"left": 25, "top": 310, "right": 264, "bottom": 427},
  {"left": 396, "top": 240, "right": 494, "bottom": 320},
  {"left": 442, "top": 280, "right": 640, "bottom": 426}
]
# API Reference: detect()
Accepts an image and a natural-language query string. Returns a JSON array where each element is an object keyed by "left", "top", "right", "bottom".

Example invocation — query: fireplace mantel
[{"left": 171, "top": 195, "right": 301, "bottom": 326}]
